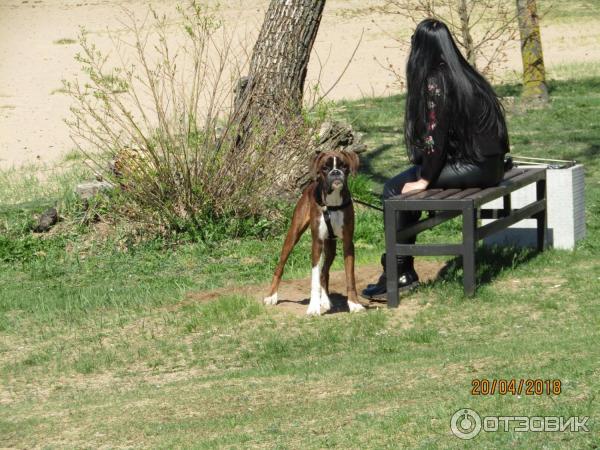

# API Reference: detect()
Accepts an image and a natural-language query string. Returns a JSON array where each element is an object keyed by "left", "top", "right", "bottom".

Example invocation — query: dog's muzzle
[{"left": 327, "top": 169, "right": 344, "bottom": 189}]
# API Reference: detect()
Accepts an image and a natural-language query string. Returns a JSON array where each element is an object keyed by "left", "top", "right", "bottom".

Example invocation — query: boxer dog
[{"left": 263, "top": 150, "right": 365, "bottom": 315}]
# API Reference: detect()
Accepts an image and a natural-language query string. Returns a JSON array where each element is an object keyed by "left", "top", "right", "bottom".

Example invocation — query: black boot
[
  {"left": 397, "top": 255, "right": 419, "bottom": 293},
  {"left": 361, "top": 254, "right": 419, "bottom": 300},
  {"left": 363, "top": 254, "right": 388, "bottom": 291}
]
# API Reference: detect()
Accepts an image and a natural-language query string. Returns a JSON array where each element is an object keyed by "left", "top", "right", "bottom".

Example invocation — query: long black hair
[{"left": 404, "top": 18, "right": 509, "bottom": 162}]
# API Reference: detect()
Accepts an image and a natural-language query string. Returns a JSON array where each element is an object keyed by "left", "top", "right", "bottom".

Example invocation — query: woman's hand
[{"left": 401, "top": 178, "right": 429, "bottom": 194}]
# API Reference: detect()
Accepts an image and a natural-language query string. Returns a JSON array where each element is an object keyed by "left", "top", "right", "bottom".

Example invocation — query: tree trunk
[
  {"left": 516, "top": 0, "right": 549, "bottom": 104},
  {"left": 233, "top": 0, "right": 326, "bottom": 148},
  {"left": 457, "top": 0, "right": 476, "bottom": 68}
]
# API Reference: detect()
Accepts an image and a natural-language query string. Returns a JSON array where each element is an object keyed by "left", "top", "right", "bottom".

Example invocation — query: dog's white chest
[{"left": 319, "top": 209, "right": 344, "bottom": 239}]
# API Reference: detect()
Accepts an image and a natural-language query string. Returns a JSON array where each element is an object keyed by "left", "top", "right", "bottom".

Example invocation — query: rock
[
  {"left": 34, "top": 207, "right": 58, "bottom": 233},
  {"left": 346, "top": 142, "right": 368, "bottom": 154},
  {"left": 315, "top": 120, "right": 366, "bottom": 154},
  {"left": 75, "top": 180, "right": 114, "bottom": 200},
  {"left": 317, "top": 121, "right": 354, "bottom": 147}
]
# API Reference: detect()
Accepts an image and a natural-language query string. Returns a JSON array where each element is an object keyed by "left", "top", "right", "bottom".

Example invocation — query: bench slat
[
  {"left": 503, "top": 168, "right": 522, "bottom": 180},
  {"left": 397, "top": 189, "right": 425, "bottom": 200},
  {"left": 446, "top": 188, "right": 481, "bottom": 200},
  {"left": 471, "top": 169, "right": 546, "bottom": 207},
  {"left": 427, "top": 189, "right": 462, "bottom": 200},
  {"left": 397, "top": 188, "right": 445, "bottom": 200},
  {"left": 386, "top": 168, "right": 546, "bottom": 209},
  {"left": 393, "top": 168, "right": 542, "bottom": 203},
  {"left": 411, "top": 189, "right": 444, "bottom": 199},
  {"left": 502, "top": 168, "right": 545, "bottom": 184},
  {"left": 466, "top": 187, "right": 499, "bottom": 201}
]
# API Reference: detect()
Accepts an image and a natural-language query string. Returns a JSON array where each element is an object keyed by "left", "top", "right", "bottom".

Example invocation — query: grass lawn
[{"left": 1, "top": 75, "right": 599, "bottom": 448}]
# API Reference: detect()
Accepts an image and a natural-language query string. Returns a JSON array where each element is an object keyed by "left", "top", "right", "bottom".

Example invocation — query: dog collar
[
  {"left": 325, "top": 200, "right": 352, "bottom": 211},
  {"left": 315, "top": 183, "right": 352, "bottom": 210}
]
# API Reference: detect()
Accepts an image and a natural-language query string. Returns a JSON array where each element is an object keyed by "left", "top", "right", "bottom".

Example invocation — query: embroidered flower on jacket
[
  {"left": 424, "top": 135, "right": 435, "bottom": 153},
  {"left": 427, "top": 81, "right": 441, "bottom": 97},
  {"left": 424, "top": 77, "right": 442, "bottom": 155},
  {"left": 428, "top": 110, "right": 437, "bottom": 131}
]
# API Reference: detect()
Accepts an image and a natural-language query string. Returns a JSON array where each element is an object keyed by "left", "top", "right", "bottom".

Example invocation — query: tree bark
[
  {"left": 516, "top": 0, "right": 549, "bottom": 104},
  {"left": 233, "top": 0, "right": 326, "bottom": 148}
]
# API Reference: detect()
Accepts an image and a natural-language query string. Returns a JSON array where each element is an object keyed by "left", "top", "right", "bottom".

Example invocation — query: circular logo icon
[{"left": 450, "top": 408, "right": 482, "bottom": 440}]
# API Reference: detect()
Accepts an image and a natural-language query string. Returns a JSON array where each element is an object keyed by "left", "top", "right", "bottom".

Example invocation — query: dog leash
[
  {"left": 322, "top": 198, "right": 383, "bottom": 240},
  {"left": 315, "top": 155, "right": 514, "bottom": 214},
  {"left": 315, "top": 185, "right": 383, "bottom": 239},
  {"left": 353, "top": 198, "right": 384, "bottom": 212}
]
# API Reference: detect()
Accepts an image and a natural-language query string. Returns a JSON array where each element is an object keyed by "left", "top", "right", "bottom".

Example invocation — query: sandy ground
[
  {"left": 1, "top": 0, "right": 599, "bottom": 169},
  {"left": 186, "top": 260, "right": 445, "bottom": 317}
]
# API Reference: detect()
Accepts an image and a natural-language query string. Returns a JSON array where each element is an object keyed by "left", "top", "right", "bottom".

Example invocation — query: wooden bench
[{"left": 383, "top": 168, "right": 547, "bottom": 306}]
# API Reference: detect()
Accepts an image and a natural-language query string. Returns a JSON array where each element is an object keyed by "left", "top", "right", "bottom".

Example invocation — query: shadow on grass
[
  {"left": 279, "top": 293, "right": 376, "bottom": 314},
  {"left": 357, "top": 143, "right": 395, "bottom": 188},
  {"left": 362, "top": 125, "right": 401, "bottom": 135},
  {"left": 434, "top": 245, "right": 539, "bottom": 287}
]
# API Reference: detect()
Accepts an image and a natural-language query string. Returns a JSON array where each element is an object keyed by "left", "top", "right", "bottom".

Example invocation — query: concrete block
[{"left": 482, "top": 164, "right": 585, "bottom": 250}]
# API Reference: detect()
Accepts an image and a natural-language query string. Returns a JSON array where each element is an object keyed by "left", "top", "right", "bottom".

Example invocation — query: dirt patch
[{"left": 185, "top": 260, "right": 445, "bottom": 317}]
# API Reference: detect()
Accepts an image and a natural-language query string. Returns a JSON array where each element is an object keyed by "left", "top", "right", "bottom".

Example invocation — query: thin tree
[
  {"left": 457, "top": 0, "right": 476, "bottom": 67},
  {"left": 232, "top": 0, "right": 326, "bottom": 150},
  {"left": 516, "top": 0, "right": 549, "bottom": 104}
]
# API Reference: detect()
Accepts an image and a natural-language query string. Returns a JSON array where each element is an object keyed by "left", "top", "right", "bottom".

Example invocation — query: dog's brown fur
[{"left": 264, "top": 151, "right": 364, "bottom": 315}]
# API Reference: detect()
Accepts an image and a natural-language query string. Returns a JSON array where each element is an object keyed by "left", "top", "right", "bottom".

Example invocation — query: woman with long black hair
[{"left": 362, "top": 18, "right": 510, "bottom": 300}]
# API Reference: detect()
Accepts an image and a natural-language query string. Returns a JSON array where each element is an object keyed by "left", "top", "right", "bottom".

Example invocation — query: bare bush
[
  {"left": 355, "top": 0, "right": 518, "bottom": 87},
  {"left": 64, "top": 2, "right": 320, "bottom": 234}
]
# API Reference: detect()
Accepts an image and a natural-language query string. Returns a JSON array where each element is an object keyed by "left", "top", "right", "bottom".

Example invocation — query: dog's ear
[
  {"left": 343, "top": 151, "right": 360, "bottom": 175},
  {"left": 310, "top": 151, "right": 328, "bottom": 180}
]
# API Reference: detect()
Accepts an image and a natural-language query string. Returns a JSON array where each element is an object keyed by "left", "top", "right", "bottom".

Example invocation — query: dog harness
[{"left": 315, "top": 184, "right": 352, "bottom": 241}]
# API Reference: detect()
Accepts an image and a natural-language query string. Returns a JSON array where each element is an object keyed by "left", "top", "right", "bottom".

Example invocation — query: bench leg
[
  {"left": 536, "top": 179, "right": 547, "bottom": 252},
  {"left": 503, "top": 194, "right": 511, "bottom": 214},
  {"left": 384, "top": 207, "right": 399, "bottom": 308},
  {"left": 462, "top": 206, "right": 477, "bottom": 296}
]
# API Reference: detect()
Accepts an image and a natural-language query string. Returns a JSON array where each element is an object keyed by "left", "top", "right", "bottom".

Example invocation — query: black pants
[{"left": 382, "top": 155, "right": 505, "bottom": 263}]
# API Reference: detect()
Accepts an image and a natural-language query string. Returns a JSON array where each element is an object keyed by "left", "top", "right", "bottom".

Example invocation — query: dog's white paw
[
  {"left": 306, "top": 302, "right": 321, "bottom": 316},
  {"left": 320, "top": 290, "right": 332, "bottom": 312},
  {"left": 348, "top": 301, "right": 365, "bottom": 313},
  {"left": 263, "top": 292, "right": 278, "bottom": 305}
]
